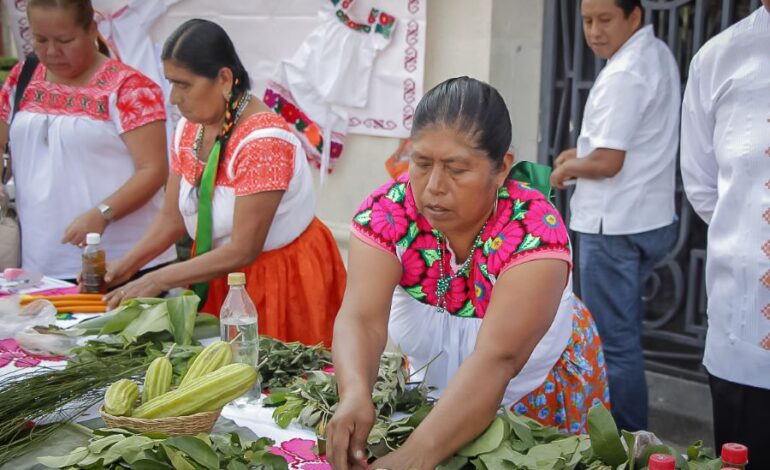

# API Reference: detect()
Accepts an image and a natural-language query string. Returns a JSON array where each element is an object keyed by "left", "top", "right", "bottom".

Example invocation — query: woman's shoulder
[
  {"left": 96, "top": 59, "right": 162, "bottom": 92},
  {"left": 228, "top": 111, "right": 293, "bottom": 147}
]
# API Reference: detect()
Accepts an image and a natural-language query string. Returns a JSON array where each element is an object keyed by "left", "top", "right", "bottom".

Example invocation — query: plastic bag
[
  {"left": 0, "top": 297, "right": 57, "bottom": 339},
  {"left": 16, "top": 326, "right": 78, "bottom": 355}
]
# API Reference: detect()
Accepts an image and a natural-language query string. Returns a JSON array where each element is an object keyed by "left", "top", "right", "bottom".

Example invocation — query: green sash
[
  {"left": 190, "top": 138, "right": 222, "bottom": 305},
  {"left": 508, "top": 160, "right": 554, "bottom": 201}
]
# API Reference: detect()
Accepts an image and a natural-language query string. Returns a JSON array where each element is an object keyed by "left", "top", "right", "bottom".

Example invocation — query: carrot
[
  {"left": 55, "top": 305, "right": 108, "bottom": 313},
  {"left": 20, "top": 294, "right": 104, "bottom": 305}
]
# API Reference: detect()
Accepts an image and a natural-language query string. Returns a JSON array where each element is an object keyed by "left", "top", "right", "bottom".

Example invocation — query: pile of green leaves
[
  {"left": 256, "top": 336, "right": 331, "bottom": 391},
  {"left": 264, "top": 353, "right": 430, "bottom": 436},
  {"left": 431, "top": 405, "right": 722, "bottom": 470},
  {"left": 66, "top": 292, "right": 219, "bottom": 345},
  {"left": 37, "top": 427, "right": 288, "bottom": 470}
]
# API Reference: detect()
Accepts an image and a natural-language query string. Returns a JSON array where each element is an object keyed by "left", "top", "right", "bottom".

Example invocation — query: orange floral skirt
[
  {"left": 512, "top": 297, "right": 610, "bottom": 434},
  {"left": 201, "top": 218, "right": 346, "bottom": 347}
]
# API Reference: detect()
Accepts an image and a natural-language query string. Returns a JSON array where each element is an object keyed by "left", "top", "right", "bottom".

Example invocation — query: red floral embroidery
[{"left": 115, "top": 74, "right": 165, "bottom": 132}]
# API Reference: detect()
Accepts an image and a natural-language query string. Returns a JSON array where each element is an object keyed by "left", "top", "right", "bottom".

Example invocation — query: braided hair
[{"left": 161, "top": 19, "right": 251, "bottom": 154}]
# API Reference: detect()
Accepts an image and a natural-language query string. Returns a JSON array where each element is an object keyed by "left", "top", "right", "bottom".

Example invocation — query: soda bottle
[
  {"left": 81, "top": 233, "right": 106, "bottom": 294},
  {"left": 219, "top": 272, "right": 260, "bottom": 405},
  {"left": 720, "top": 443, "right": 748, "bottom": 469},
  {"left": 648, "top": 453, "right": 675, "bottom": 470}
]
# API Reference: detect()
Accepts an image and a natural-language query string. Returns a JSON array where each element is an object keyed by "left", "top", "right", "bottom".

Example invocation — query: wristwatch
[{"left": 97, "top": 203, "right": 114, "bottom": 222}]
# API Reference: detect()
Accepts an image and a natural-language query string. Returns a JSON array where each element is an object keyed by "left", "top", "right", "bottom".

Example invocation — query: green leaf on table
[
  {"left": 458, "top": 416, "right": 508, "bottom": 457},
  {"left": 436, "top": 455, "right": 469, "bottom": 470},
  {"left": 165, "top": 436, "right": 220, "bottom": 469},
  {"left": 166, "top": 291, "right": 200, "bottom": 345},
  {"left": 120, "top": 302, "right": 170, "bottom": 343},
  {"left": 621, "top": 430, "right": 636, "bottom": 470},
  {"left": 587, "top": 404, "right": 627, "bottom": 467},
  {"left": 528, "top": 443, "right": 564, "bottom": 468},
  {"left": 72, "top": 451, "right": 104, "bottom": 467},
  {"left": 87, "top": 434, "right": 125, "bottom": 454},
  {"left": 504, "top": 409, "right": 535, "bottom": 448},
  {"left": 103, "top": 435, "right": 157, "bottom": 464},
  {"left": 163, "top": 445, "right": 197, "bottom": 470},
  {"left": 37, "top": 446, "right": 89, "bottom": 468},
  {"left": 132, "top": 457, "right": 174, "bottom": 469},
  {"left": 227, "top": 460, "right": 249, "bottom": 470},
  {"left": 97, "top": 304, "right": 144, "bottom": 335},
  {"left": 478, "top": 443, "right": 518, "bottom": 469}
]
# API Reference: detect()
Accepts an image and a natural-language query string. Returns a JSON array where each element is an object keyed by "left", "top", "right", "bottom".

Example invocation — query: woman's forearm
[
  {"left": 332, "top": 308, "right": 389, "bottom": 400},
  {"left": 402, "top": 350, "right": 518, "bottom": 467}
]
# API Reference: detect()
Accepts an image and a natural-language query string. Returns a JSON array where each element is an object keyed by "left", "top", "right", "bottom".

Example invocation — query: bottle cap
[
  {"left": 721, "top": 443, "right": 748, "bottom": 464},
  {"left": 86, "top": 233, "right": 101, "bottom": 245},
  {"left": 227, "top": 272, "right": 246, "bottom": 286},
  {"left": 648, "top": 453, "right": 676, "bottom": 470}
]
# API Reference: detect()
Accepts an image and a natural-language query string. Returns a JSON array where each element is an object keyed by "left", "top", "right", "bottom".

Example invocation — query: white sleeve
[
  {"left": 680, "top": 56, "right": 718, "bottom": 224},
  {"left": 584, "top": 71, "right": 650, "bottom": 151}
]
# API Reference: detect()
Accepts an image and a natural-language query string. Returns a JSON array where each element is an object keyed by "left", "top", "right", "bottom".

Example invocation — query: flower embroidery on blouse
[{"left": 352, "top": 175, "right": 571, "bottom": 318}]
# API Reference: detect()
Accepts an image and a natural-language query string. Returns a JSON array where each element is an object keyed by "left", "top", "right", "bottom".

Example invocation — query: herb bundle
[{"left": 256, "top": 336, "right": 331, "bottom": 391}]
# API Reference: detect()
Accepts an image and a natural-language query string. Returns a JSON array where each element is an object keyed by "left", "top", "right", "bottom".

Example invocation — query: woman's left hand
[
  {"left": 61, "top": 208, "right": 107, "bottom": 246},
  {"left": 103, "top": 272, "right": 167, "bottom": 308},
  {"left": 368, "top": 441, "right": 436, "bottom": 470}
]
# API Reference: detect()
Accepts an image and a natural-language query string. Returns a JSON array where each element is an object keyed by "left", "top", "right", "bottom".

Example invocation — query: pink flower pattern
[
  {"left": 270, "top": 438, "right": 329, "bottom": 470},
  {"left": 352, "top": 176, "right": 571, "bottom": 317},
  {"left": 524, "top": 199, "right": 569, "bottom": 245},
  {"left": 0, "top": 339, "right": 65, "bottom": 368}
]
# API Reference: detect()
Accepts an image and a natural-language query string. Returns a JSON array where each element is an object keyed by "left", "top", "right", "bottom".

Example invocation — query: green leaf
[
  {"left": 436, "top": 456, "right": 469, "bottom": 470},
  {"left": 163, "top": 445, "right": 197, "bottom": 470},
  {"left": 132, "top": 458, "right": 174, "bottom": 470},
  {"left": 98, "top": 304, "right": 144, "bottom": 335},
  {"left": 621, "top": 430, "right": 636, "bottom": 470},
  {"left": 227, "top": 461, "right": 249, "bottom": 470},
  {"left": 478, "top": 443, "right": 519, "bottom": 469},
  {"left": 386, "top": 182, "right": 407, "bottom": 203},
  {"left": 527, "top": 443, "right": 564, "bottom": 468},
  {"left": 165, "top": 436, "right": 220, "bottom": 469},
  {"left": 166, "top": 292, "right": 200, "bottom": 346},
  {"left": 404, "top": 284, "right": 426, "bottom": 301},
  {"left": 516, "top": 233, "right": 542, "bottom": 253},
  {"left": 87, "top": 434, "right": 125, "bottom": 454},
  {"left": 104, "top": 435, "right": 157, "bottom": 465},
  {"left": 586, "top": 404, "right": 627, "bottom": 467},
  {"left": 687, "top": 440, "right": 703, "bottom": 460},
  {"left": 262, "top": 392, "right": 289, "bottom": 406},
  {"left": 420, "top": 248, "right": 441, "bottom": 266},
  {"left": 458, "top": 416, "right": 507, "bottom": 457},
  {"left": 353, "top": 209, "right": 372, "bottom": 226},
  {"left": 512, "top": 199, "right": 527, "bottom": 221},
  {"left": 37, "top": 447, "right": 90, "bottom": 468},
  {"left": 455, "top": 300, "right": 476, "bottom": 318},
  {"left": 504, "top": 409, "right": 535, "bottom": 448},
  {"left": 397, "top": 221, "right": 420, "bottom": 248},
  {"left": 119, "top": 303, "right": 171, "bottom": 344}
]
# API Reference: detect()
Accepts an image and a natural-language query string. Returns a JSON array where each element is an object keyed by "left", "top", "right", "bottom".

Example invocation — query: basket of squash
[{"left": 100, "top": 341, "right": 256, "bottom": 435}]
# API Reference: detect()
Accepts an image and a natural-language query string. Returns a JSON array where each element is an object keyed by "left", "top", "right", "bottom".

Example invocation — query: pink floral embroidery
[
  {"left": 370, "top": 197, "right": 409, "bottom": 241},
  {"left": 524, "top": 200, "right": 569, "bottom": 245},
  {"left": 400, "top": 247, "right": 426, "bottom": 287},
  {"left": 270, "top": 438, "right": 329, "bottom": 470},
  {"left": 486, "top": 221, "right": 526, "bottom": 273},
  {"left": 513, "top": 181, "right": 547, "bottom": 202},
  {"left": 0, "top": 338, "right": 65, "bottom": 368}
]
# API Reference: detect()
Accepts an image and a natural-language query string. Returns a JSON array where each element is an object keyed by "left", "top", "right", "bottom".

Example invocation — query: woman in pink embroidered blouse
[
  {"left": 0, "top": 0, "right": 175, "bottom": 280},
  {"left": 327, "top": 78, "right": 609, "bottom": 470}
]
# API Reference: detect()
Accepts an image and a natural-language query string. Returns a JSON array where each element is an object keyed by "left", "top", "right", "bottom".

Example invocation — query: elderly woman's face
[
  {"left": 164, "top": 60, "right": 227, "bottom": 125},
  {"left": 409, "top": 124, "right": 502, "bottom": 235}
]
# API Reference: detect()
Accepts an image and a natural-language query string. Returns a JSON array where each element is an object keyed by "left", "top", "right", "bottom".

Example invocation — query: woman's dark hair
[
  {"left": 615, "top": 0, "right": 643, "bottom": 18},
  {"left": 412, "top": 76, "right": 512, "bottom": 170},
  {"left": 162, "top": 19, "right": 251, "bottom": 151},
  {"left": 27, "top": 0, "right": 110, "bottom": 55}
]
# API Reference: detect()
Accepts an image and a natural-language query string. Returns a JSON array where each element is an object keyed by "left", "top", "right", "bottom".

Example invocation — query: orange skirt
[{"left": 201, "top": 218, "right": 346, "bottom": 347}]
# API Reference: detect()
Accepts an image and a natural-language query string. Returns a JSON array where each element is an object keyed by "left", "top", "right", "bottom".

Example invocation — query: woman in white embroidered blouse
[
  {"left": 680, "top": 3, "right": 770, "bottom": 467},
  {"left": 0, "top": 0, "right": 175, "bottom": 280}
]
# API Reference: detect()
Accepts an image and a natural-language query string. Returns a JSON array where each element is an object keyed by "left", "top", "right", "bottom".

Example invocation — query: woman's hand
[
  {"left": 326, "top": 393, "right": 376, "bottom": 470},
  {"left": 61, "top": 208, "right": 107, "bottom": 246},
  {"left": 103, "top": 271, "right": 168, "bottom": 308},
  {"left": 553, "top": 148, "right": 577, "bottom": 168},
  {"left": 104, "top": 258, "right": 138, "bottom": 289},
  {"left": 368, "top": 440, "right": 437, "bottom": 470}
]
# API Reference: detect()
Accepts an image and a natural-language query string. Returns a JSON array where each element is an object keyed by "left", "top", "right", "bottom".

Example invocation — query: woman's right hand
[
  {"left": 326, "top": 392, "right": 376, "bottom": 470},
  {"left": 104, "top": 258, "right": 137, "bottom": 289}
]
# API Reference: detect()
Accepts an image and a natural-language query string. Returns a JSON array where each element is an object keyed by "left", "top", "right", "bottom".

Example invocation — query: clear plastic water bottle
[{"left": 219, "top": 272, "right": 260, "bottom": 405}]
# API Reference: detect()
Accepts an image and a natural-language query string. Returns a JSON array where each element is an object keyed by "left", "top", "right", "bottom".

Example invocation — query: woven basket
[{"left": 99, "top": 406, "right": 221, "bottom": 435}]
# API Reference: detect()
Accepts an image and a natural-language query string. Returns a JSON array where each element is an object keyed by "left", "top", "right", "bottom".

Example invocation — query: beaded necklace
[{"left": 434, "top": 220, "right": 488, "bottom": 314}]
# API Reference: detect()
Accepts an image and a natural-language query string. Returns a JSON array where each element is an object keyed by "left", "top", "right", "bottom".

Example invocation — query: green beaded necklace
[{"left": 434, "top": 220, "right": 488, "bottom": 314}]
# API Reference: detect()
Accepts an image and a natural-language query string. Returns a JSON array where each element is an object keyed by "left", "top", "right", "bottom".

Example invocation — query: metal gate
[{"left": 538, "top": 0, "right": 762, "bottom": 381}]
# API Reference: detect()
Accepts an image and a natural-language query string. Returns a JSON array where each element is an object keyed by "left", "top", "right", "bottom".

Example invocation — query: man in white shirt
[
  {"left": 681, "top": 2, "right": 770, "bottom": 466},
  {"left": 550, "top": 0, "right": 680, "bottom": 432}
]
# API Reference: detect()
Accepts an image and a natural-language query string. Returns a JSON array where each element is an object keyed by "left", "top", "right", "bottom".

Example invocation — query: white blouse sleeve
[{"left": 680, "top": 56, "right": 718, "bottom": 224}]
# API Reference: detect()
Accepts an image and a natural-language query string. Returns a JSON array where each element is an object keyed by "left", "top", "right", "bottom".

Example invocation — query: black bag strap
[{"left": 3, "top": 53, "right": 39, "bottom": 184}]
